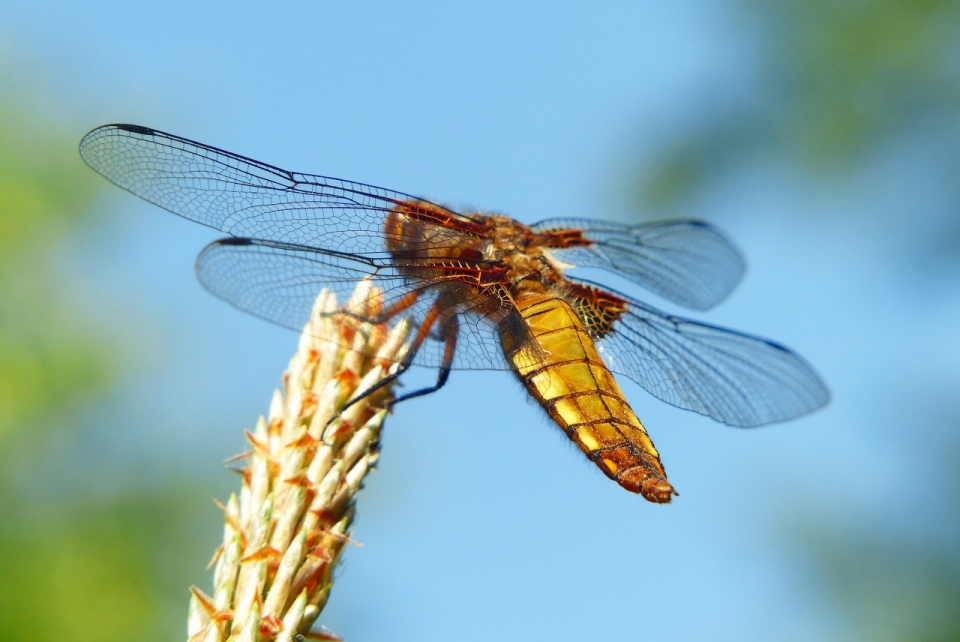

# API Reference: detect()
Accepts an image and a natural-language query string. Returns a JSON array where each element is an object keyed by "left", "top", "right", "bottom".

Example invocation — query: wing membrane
[
  {"left": 568, "top": 279, "right": 829, "bottom": 427},
  {"left": 195, "top": 238, "right": 512, "bottom": 371},
  {"left": 535, "top": 218, "right": 745, "bottom": 310},
  {"left": 79, "top": 124, "right": 480, "bottom": 257}
]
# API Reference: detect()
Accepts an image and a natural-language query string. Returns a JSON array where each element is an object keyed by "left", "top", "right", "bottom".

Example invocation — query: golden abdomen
[{"left": 499, "top": 293, "right": 676, "bottom": 503}]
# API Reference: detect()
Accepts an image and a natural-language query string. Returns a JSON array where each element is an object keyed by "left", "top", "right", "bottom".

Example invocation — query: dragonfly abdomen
[{"left": 500, "top": 293, "right": 677, "bottom": 503}]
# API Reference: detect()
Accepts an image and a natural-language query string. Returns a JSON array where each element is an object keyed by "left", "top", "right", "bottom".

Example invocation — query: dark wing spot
[{"left": 115, "top": 124, "right": 156, "bottom": 135}]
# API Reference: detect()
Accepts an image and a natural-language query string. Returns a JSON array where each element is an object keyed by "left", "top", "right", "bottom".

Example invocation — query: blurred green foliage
[
  {"left": 0, "top": 103, "right": 113, "bottom": 445},
  {"left": 813, "top": 534, "right": 960, "bottom": 641},
  {"left": 769, "top": 0, "right": 960, "bottom": 165},
  {"left": 639, "top": 0, "right": 960, "bottom": 207},
  {"left": 801, "top": 423, "right": 960, "bottom": 642},
  {"left": 0, "top": 488, "right": 216, "bottom": 642},
  {"left": 0, "top": 91, "right": 216, "bottom": 640}
]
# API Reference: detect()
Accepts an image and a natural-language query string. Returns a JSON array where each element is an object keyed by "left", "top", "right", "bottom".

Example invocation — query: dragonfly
[{"left": 79, "top": 124, "right": 829, "bottom": 504}]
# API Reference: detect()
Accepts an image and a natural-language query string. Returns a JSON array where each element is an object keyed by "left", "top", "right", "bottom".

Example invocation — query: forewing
[
  {"left": 567, "top": 279, "right": 829, "bottom": 427},
  {"left": 535, "top": 218, "right": 745, "bottom": 310},
  {"left": 79, "top": 124, "right": 480, "bottom": 257},
  {"left": 195, "top": 238, "right": 512, "bottom": 371}
]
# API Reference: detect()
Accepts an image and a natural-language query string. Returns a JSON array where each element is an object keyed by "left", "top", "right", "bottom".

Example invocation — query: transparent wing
[
  {"left": 79, "top": 124, "right": 483, "bottom": 258},
  {"left": 569, "top": 279, "right": 829, "bottom": 427},
  {"left": 535, "top": 218, "right": 745, "bottom": 310},
  {"left": 195, "top": 238, "right": 513, "bottom": 371}
]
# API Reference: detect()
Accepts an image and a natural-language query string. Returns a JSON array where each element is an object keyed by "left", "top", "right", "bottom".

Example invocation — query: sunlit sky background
[{"left": 2, "top": 1, "right": 958, "bottom": 640}]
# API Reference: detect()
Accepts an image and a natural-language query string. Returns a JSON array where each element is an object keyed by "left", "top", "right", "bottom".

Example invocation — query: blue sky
[{"left": 3, "top": 1, "right": 957, "bottom": 640}]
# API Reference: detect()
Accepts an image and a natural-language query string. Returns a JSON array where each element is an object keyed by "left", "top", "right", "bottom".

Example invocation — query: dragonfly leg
[
  {"left": 340, "top": 289, "right": 422, "bottom": 326},
  {"left": 388, "top": 312, "right": 458, "bottom": 407},
  {"left": 334, "top": 297, "right": 449, "bottom": 417},
  {"left": 334, "top": 357, "right": 411, "bottom": 416}
]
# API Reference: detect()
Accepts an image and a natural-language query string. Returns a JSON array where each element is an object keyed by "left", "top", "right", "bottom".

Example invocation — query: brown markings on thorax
[
  {"left": 533, "top": 227, "right": 593, "bottom": 249},
  {"left": 383, "top": 202, "right": 583, "bottom": 304},
  {"left": 385, "top": 199, "right": 490, "bottom": 239},
  {"left": 384, "top": 201, "right": 505, "bottom": 290}
]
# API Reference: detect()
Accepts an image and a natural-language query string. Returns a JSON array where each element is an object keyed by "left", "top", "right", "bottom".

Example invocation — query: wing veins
[{"left": 571, "top": 278, "right": 829, "bottom": 426}]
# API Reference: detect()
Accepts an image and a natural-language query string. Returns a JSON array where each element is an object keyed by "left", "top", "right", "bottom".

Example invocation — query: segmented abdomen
[{"left": 500, "top": 293, "right": 677, "bottom": 503}]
